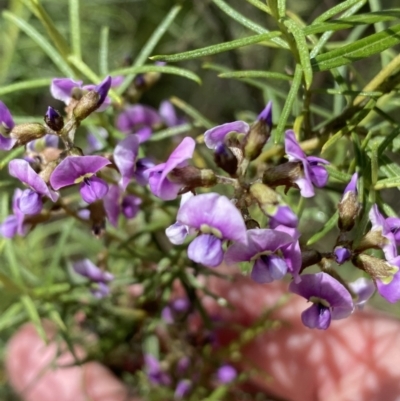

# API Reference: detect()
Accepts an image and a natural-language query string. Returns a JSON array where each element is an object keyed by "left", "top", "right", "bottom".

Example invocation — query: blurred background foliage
[{"left": 2, "top": 0, "right": 400, "bottom": 399}]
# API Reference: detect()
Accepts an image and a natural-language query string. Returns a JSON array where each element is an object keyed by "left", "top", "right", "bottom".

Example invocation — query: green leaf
[
  {"left": 69, "top": 0, "right": 81, "bottom": 59},
  {"left": 149, "top": 123, "right": 193, "bottom": 142},
  {"left": 117, "top": 5, "right": 182, "bottom": 95},
  {"left": 212, "top": 0, "right": 288, "bottom": 48},
  {"left": 306, "top": 211, "right": 339, "bottom": 245},
  {"left": 151, "top": 32, "right": 282, "bottom": 62},
  {"left": 110, "top": 65, "right": 202, "bottom": 85},
  {"left": 283, "top": 18, "right": 313, "bottom": 88},
  {"left": 312, "top": 23, "right": 400, "bottom": 71},
  {"left": 21, "top": 295, "right": 47, "bottom": 342},
  {"left": 245, "top": 0, "right": 271, "bottom": 14},
  {"left": 378, "top": 126, "right": 400, "bottom": 156},
  {"left": 170, "top": 96, "right": 214, "bottom": 129},
  {"left": 219, "top": 70, "right": 293, "bottom": 81},
  {"left": 374, "top": 177, "right": 400, "bottom": 190},
  {"left": 2, "top": 11, "right": 75, "bottom": 77},
  {"left": 0, "top": 78, "right": 52, "bottom": 96},
  {"left": 312, "top": 0, "right": 364, "bottom": 24},
  {"left": 325, "top": 166, "right": 352, "bottom": 182},
  {"left": 0, "top": 302, "right": 26, "bottom": 332},
  {"left": 273, "top": 64, "right": 303, "bottom": 144},
  {"left": 99, "top": 26, "right": 109, "bottom": 76}
]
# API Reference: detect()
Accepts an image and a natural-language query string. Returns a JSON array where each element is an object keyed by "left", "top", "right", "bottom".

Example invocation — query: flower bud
[
  {"left": 334, "top": 246, "right": 351, "bottom": 264},
  {"left": 353, "top": 253, "right": 398, "bottom": 283},
  {"left": 249, "top": 182, "right": 280, "bottom": 215},
  {"left": 214, "top": 142, "right": 238, "bottom": 176},
  {"left": 354, "top": 229, "right": 389, "bottom": 254},
  {"left": 44, "top": 107, "right": 64, "bottom": 131},
  {"left": 338, "top": 173, "right": 360, "bottom": 231},
  {"left": 243, "top": 101, "right": 272, "bottom": 161},
  {"left": 168, "top": 166, "right": 217, "bottom": 189},
  {"left": 262, "top": 161, "right": 303, "bottom": 190},
  {"left": 10, "top": 123, "right": 47, "bottom": 147}
]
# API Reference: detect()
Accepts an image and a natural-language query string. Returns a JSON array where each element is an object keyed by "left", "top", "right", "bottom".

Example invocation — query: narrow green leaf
[
  {"left": 312, "top": 23, "right": 400, "bottom": 71},
  {"left": 21, "top": 295, "right": 47, "bottom": 342},
  {"left": 69, "top": 0, "right": 81, "bottom": 59},
  {"left": 379, "top": 154, "right": 400, "bottom": 192},
  {"left": 170, "top": 97, "right": 214, "bottom": 129},
  {"left": 0, "top": 302, "right": 26, "bottom": 332},
  {"left": 325, "top": 166, "right": 352, "bottom": 182},
  {"left": 149, "top": 123, "right": 193, "bottom": 142},
  {"left": 2, "top": 11, "right": 74, "bottom": 77},
  {"left": 378, "top": 126, "right": 400, "bottom": 156},
  {"left": 307, "top": 211, "right": 339, "bottom": 245},
  {"left": 245, "top": 0, "right": 271, "bottom": 14},
  {"left": 277, "top": 0, "right": 286, "bottom": 17},
  {"left": 283, "top": 19, "right": 313, "bottom": 88},
  {"left": 151, "top": 32, "right": 282, "bottom": 63},
  {"left": 117, "top": 5, "right": 182, "bottom": 95},
  {"left": 374, "top": 177, "right": 400, "bottom": 190},
  {"left": 219, "top": 70, "right": 292, "bottom": 81},
  {"left": 0, "top": 78, "right": 52, "bottom": 96},
  {"left": 99, "top": 26, "right": 109, "bottom": 76},
  {"left": 274, "top": 64, "right": 303, "bottom": 144},
  {"left": 212, "top": 0, "right": 288, "bottom": 48},
  {"left": 111, "top": 65, "right": 202, "bottom": 85},
  {"left": 312, "top": 0, "right": 368, "bottom": 24}
]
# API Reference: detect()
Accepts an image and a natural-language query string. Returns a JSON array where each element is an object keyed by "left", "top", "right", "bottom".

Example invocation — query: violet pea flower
[
  {"left": 375, "top": 256, "right": 400, "bottom": 303},
  {"left": 0, "top": 101, "right": 17, "bottom": 150},
  {"left": 176, "top": 193, "right": 247, "bottom": 267},
  {"left": 349, "top": 277, "right": 375, "bottom": 308},
  {"left": 113, "top": 134, "right": 139, "bottom": 190},
  {"left": 225, "top": 228, "right": 298, "bottom": 284},
  {"left": 9, "top": 159, "right": 59, "bottom": 215},
  {"left": 144, "top": 354, "right": 171, "bottom": 386},
  {"left": 289, "top": 272, "right": 354, "bottom": 330},
  {"left": 216, "top": 364, "right": 237, "bottom": 384},
  {"left": 285, "top": 130, "right": 329, "bottom": 197},
  {"left": 0, "top": 189, "right": 27, "bottom": 238},
  {"left": 50, "top": 155, "right": 110, "bottom": 204},
  {"left": 148, "top": 137, "right": 195, "bottom": 201},
  {"left": 204, "top": 121, "right": 249, "bottom": 150},
  {"left": 386, "top": 216, "right": 400, "bottom": 246},
  {"left": 159, "top": 100, "right": 184, "bottom": 127}
]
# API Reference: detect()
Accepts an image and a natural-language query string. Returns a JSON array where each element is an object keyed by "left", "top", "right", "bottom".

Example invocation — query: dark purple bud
[
  {"left": 94, "top": 76, "right": 112, "bottom": 108},
  {"left": 334, "top": 246, "right": 351, "bottom": 265},
  {"left": 44, "top": 107, "right": 64, "bottom": 131},
  {"left": 214, "top": 142, "right": 238, "bottom": 176}
]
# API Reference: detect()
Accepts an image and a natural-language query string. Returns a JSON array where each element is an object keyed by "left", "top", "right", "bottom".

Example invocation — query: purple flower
[
  {"left": 8, "top": 159, "right": 59, "bottom": 214},
  {"left": 225, "top": 228, "right": 299, "bottom": 283},
  {"left": 369, "top": 204, "right": 397, "bottom": 260},
  {"left": 285, "top": 130, "right": 329, "bottom": 197},
  {"left": 289, "top": 272, "right": 354, "bottom": 330},
  {"left": 50, "top": 76, "right": 113, "bottom": 111},
  {"left": 144, "top": 354, "right": 171, "bottom": 386},
  {"left": 343, "top": 172, "right": 358, "bottom": 196},
  {"left": 174, "top": 380, "right": 192, "bottom": 399},
  {"left": 216, "top": 364, "right": 237, "bottom": 384},
  {"left": 349, "top": 277, "right": 375, "bottom": 308},
  {"left": 161, "top": 297, "right": 190, "bottom": 324},
  {"left": 165, "top": 192, "right": 195, "bottom": 245},
  {"left": 103, "top": 184, "right": 141, "bottom": 227},
  {"left": 116, "top": 104, "right": 162, "bottom": 142},
  {"left": 27, "top": 134, "right": 59, "bottom": 153},
  {"left": 113, "top": 134, "right": 139, "bottom": 190},
  {"left": 159, "top": 100, "right": 184, "bottom": 127},
  {"left": 0, "top": 101, "right": 17, "bottom": 150},
  {"left": 334, "top": 246, "right": 351, "bottom": 265},
  {"left": 386, "top": 216, "right": 400, "bottom": 246},
  {"left": 374, "top": 256, "right": 400, "bottom": 303},
  {"left": 0, "top": 189, "right": 27, "bottom": 238},
  {"left": 267, "top": 205, "right": 298, "bottom": 229},
  {"left": 50, "top": 155, "right": 110, "bottom": 204},
  {"left": 176, "top": 193, "right": 247, "bottom": 267},
  {"left": 86, "top": 128, "right": 108, "bottom": 153},
  {"left": 134, "top": 158, "right": 155, "bottom": 186},
  {"left": 148, "top": 137, "right": 195, "bottom": 201},
  {"left": 204, "top": 121, "right": 250, "bottom": 150}
]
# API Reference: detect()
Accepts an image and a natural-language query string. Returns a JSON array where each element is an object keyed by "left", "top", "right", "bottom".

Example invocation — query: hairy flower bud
[
  {"left": 10, "top": 123, "right": 47, "bottom": 147},
  {"left": 262, "top": 161, "right": 303, "bottom": 191},
  {"left": 44, "top": 106, "right": 64, "bottom": 131},
  {"left": 243, "top": 102, "right": 272, "bottom": 161},
  {"left": 353, "top": 254, "right": 398, "bottom": 283},
  {"left": 214, "top": 143, "right": 238, "bottom": 176},
  {"left": 355, "top": 229, "right": 390, "bottom": 254},
  {"left": 168, "top": 166, "right": 217, "bottom": 189},
  {"left": 338, "top": 173, "right": 359, "bottom": 231},
  {"left": 249, "top": 182, "right": 280, "bottom": 213}
]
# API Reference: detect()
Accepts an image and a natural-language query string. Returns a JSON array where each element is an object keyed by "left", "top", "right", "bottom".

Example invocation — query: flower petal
[
  {"left": 204, "top": 121, "right": 249, "bottom": 149},
  {"left": 0, "top": 101, "right": 15, "bottom": 130},
  {"left": 103, "top": 184, "right": 121, "bottom": 227},
  {"left": 18, "top": 189, "right": 42, "bottom": 215},
  {"left": 79, "top": 176, "right": 108, "bottom": 203},
  {"left": 116, "top": 105, "right": 162, "bottom": 133},
  {"left": 301, "top": 304, "right": 331, "bottom": 330},
  {"left": 50, "top": 78, "right": 82, "bottom": 103},
  {"left": 187, "top": 234, "right": 224, "bottom": 267},
  {"left": 73, "top": 259, "right": 114, "bottom": 283},
  {"left": 114, "top": 134, "right": 139, "bottom": 191},
  {"left": 285, "top": 130, "right": 305, "bottom": 161}
]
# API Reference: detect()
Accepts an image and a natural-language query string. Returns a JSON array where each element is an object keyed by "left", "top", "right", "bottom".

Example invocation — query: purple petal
[
  {"left": 103, "top": 184, "right": 121, "bottom": 227},
  {"left": 0, "top": 135, "right": 16, "bottom": 151},
  {"left": 251, "top": 255, "right": 287, "bottom": 283},
  {"left": 148, "top": 137, "right": 195, "bottom": 200},
  {"left": 268, "top": 205, "right": 298, "bottom": 229},
  {"left": 135, "top": 126, "right": 152, "bottom": 143},
  {"left": 91, "top": 282, "right": 111, "bottom": 298},
  {"left": 161, "top": 306, "right": 174, "bottom": 324},
  {"left": 50, "top": 78, "right": 83, "bottom": 103},
  {"left": 216, "top": 365, "right": 237, "bottom": 384},
  {"left": 257, "top": 101, "right": 272, "bottom": 127},
  {"left": 111, "top": 75, "right": 124, "bottom": 87},
  {"left": 116, "top": 105, "right": 162, "bottom": 133},
  {"left": 50, "top": 155, "right": 110, "bottom": 189},
  {"left": 174, "top": 380, "right": 192, "bottom": 399},
  {"left": 294, "top": 174, "right": 315, "bottom": 198},
  {"left": 301, "top": 304, "right": 331, "bottom": 330},
  {"left": 134, "top": 158, "right": 155, "bottom": 186},
  {"left": 73, "top": 259, "right": 114, "bottom": 283},
  {"left": 225, "top": 228, "right": 293, "bottom": 263},
  {"left": 113, "top": 134, "right": 139, "bottom": 190},
  {"left": 86, "top": 128, "right": 108, "bottom": 153},
  {"left": 386, "top": 216, "right": 400, "bottom": 245},
  {"left": 204, "top": 121, "right": 250, "bottom": 149},
  {"left": 343, "top": 172, "right": 358, "bottom": 196},
  {"left": 177, "top": 193, "right": 247, "bottom": 243},
  {"left": 79, "top": 176, "right": 108, "bottom": 203},
  {"left": 159, "top": 100, "right": 180, "bottom": 127},
  {"left": 0, "top": 101, "right": 15, "bottom": 130},
  {"left": 285, "top": 130, "right": 305, "bottom": 161},
  {"left": 121, "top": 195, "right": 141, "bottom": 219},
  {"left": 376, "top": 256, "right": 400, "bottom": 303},
  {"left": 187, "top": 234, "right": 224, "bottom": 267},
  {"left": 0, "top": 215, "right": 18, "bottom": 238},
  {"left": 289, "top": 273, "right": 354, "bottom": 319},
  {"left": 166, "top": 221, "right": 189, "bottom": 245},
  {"left": 18, "top": 189, "right": 42, "bottom": 215},
  {"left": 349, "top": 277, "right": 375, "bottom": 307},
  {"left": 93, "top": 76, "right": 112, "bottom": 108},
  {"left": 309, "top": 164, "right": 328, "bottom": 188},
  {"left": 27, "top": 134, "right": 59, "bottom": 152},
  {"left": 334, "top": 246, "right": 351, "bottom": 265}
]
